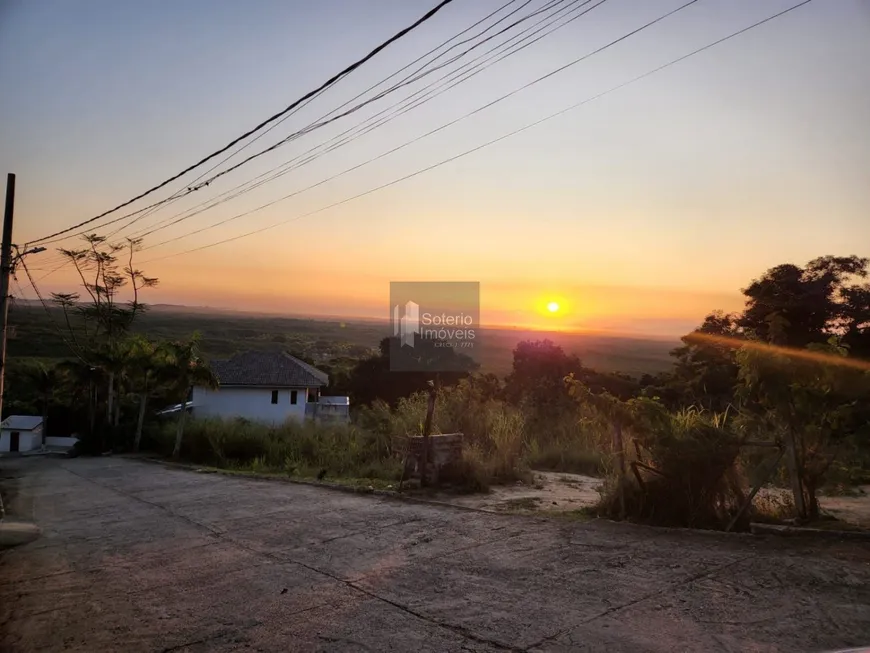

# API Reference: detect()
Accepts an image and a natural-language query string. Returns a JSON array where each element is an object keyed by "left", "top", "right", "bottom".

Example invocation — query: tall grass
[
  {"left": 157, "top": 380, "right": 617, "bottom": 492},
  {"left": 155, "top": 418, "right": 401, "bottom": 482}
]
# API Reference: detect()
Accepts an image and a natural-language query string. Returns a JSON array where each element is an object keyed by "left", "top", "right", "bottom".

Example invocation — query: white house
[
  {"left": 0, "top": 416, "right": 43, "bottom": 453},
  {"left": 192, "top": 351, "right": 349, "bottom": 424}
]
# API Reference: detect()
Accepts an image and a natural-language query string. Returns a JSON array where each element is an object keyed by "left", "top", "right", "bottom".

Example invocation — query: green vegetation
[
  {"left": 5, "top": 246, "right": 870, "bottom": 532},
  {"left": 149, "top": 418, "right": 403, "bottom": 483}
]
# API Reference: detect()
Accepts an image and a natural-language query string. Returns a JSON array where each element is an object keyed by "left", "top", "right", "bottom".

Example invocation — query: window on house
[
  {"left": 271, "top": 390, "right": 279, "bottom": 404},
  {"left": 290, "top": 390, "right": 298, "bottom": 405}
]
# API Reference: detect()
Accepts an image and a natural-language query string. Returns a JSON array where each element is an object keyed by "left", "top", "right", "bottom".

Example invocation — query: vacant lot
[{"left": 2, "top": 457, "right": 869, "bottom": 652}]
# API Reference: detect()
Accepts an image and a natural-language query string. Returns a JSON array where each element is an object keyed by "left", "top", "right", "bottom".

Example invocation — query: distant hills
[{"left": 8, "top": 301, "right": 679, "bottom": 376}]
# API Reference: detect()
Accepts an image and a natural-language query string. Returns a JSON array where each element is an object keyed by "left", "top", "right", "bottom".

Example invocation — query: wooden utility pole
[{"left": 0, "top": 173, "right": 16, "bottom": 422}]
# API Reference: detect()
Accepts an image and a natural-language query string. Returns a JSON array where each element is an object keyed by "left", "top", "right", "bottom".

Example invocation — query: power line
[
  {"left": 11, "top": 275, "right": 29, "bottom": 306},
  {"left": 35, "top": 258, "right": 74, "bottom": 282},
  {"left": 137, "top": 0, "right": 660, "bottom": 251},
  {"left": 141, "top": 0, "right": 814, "bottom": 264},
  {"left": 131, "top": 0, "right": 604, "bottom": 244},
  {"left": 61, "top": 0, "right": 567, "bottom": 246},
  {"left": 26, "top": 0, "right": 458, "bottom": 246},
  {"left": 185, "top": 0, "right": 579, "bottom": 193}
]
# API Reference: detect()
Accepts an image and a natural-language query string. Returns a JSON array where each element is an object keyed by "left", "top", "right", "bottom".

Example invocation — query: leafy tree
[
  {"left": 664, "top": 311, "right": 742, "bottom": 412},
  {"left": 54, "top": 359, "right": 104, "bottom": 447},
  {"left": 164, "top": 336, "right": 217, "bottom": 458},
  {"left": 50, "top": 234, "right": 158, "bottom": 439},
  {"left": 658, "top": 256, "right": 870, "bottom": 417},
  {"left": 840, "top": 283, "right": 870, "bottom": 358},
  {"left": 736, "top": 338, "right": 870, "bottom": 520},
  {"left": 123, "top": 336, "right": 172, "bottom": 452},
  {"left": 739, "top": 255, "right": 868, "bottom": 348},
  {"left": 346, "top": 337, "right": 475, "bottom": 406},
  {"left": 504, "top": 339, "right": 582, "bottom": 407}
]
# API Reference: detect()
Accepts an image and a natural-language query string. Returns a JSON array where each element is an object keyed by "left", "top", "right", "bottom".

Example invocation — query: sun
[{"left": 547, "top": 301, "right": 560, "bottom": 313}]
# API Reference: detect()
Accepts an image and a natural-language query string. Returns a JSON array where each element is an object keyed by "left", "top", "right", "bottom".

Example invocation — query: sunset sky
[{"left": 1, "top": 0, "right": 868, "bottom": 337}]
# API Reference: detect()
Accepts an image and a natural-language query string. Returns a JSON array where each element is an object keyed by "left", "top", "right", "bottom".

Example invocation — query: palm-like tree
[
  {"left": 123, "top": 336, "right": 170, "bottom": 452},
  {"left": 165, "top": 336, "right": 217, "bottom": 458}
]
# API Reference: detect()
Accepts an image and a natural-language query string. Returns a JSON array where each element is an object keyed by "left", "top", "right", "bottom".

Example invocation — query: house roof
[
  {"left": 1, "top": 415, "right": 43, "bottom": 431},
  {"left": 210, "top": 351, "right": 328, "bottom": 388}
]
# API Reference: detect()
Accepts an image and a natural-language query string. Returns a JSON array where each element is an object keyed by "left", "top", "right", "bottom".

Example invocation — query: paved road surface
[{"left": 1, "top": 457, "right": 869, "bottom": 652}]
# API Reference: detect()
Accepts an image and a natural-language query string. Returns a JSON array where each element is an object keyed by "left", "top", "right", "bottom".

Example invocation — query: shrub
[{"left": 596, "top": 408, "right": 747, "bottom": 529}]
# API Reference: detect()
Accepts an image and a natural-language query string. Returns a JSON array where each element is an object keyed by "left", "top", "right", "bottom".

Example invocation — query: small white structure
[
  {"left": 0, "top": 416, "right": 43, "bottom": 453},
  {"left": 312, "top": 395, "right": 350, "bottom": 423},
  {"left": 193, "top": 351, "right": 350, "bottom": 424}
]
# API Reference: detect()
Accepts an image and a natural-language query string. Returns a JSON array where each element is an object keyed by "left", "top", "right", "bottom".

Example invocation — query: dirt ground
[
  {"left": 2, "top": 457, "right": 870, "bottom": 652},
  {"left": 441, "top": 471, "right": 603, "bottom": 513},
  {"left": 439, "top": 471, "right": 870, "bottom": 529}
]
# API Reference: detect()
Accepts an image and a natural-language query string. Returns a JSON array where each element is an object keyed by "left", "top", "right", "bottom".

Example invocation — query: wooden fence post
[{"left": 421, "top": 376, "right": 439, "bottom": 486}]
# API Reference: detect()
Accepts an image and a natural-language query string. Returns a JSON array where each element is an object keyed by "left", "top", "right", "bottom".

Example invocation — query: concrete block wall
[{"left": 406, "top": 433, "right": 463, "bottom": 483}]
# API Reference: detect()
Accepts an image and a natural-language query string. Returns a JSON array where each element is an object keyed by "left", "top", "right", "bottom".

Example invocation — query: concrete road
[{"left": 1, "top": 457, "right": 869, "bottom": 652}]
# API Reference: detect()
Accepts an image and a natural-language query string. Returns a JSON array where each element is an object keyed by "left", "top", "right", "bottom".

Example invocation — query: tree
[
  {"left": 840, "top": 283, "right": 870, "bottom": 358},
  {"left": 346, "top": 337, "right": 475, "bottom": 406},
  {"left": 504, "top": 339, "right": 582, "bottom": 407},
  {"left": 124, "top": 336, "right": 170, "bottom": 452},
  {"left": 55, "top": 359, "right": 103, "bottom": 446},
  {"left": 736, "top": 338, "right": 870, "bottom": 520},
  {"left": 24, "top": 363, "right": 58, "bottom": 447},
  {"left": 51, "top": 235, "right": 158, "bottom": 440},
  {"left": 164, "top": 337, "right": 217, "bottom": 459},
  {"left": 739, "top": 255, "right": 868, "bottom": 348},
  {"left": 665, "top": 311, "right": 742, "bottom": 412}
]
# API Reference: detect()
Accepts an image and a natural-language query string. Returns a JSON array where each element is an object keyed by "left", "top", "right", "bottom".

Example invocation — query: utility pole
[{"left": 0, "top": 173, "right": 15, "bottom": 423}]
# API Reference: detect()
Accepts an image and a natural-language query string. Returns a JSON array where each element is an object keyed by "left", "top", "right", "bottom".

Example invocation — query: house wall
[
  {"left": 192, "top": 386, "right": 313, "bottom": 424},
  {"left": 0, "top": 428, "right": 40, "bottom": 453}
]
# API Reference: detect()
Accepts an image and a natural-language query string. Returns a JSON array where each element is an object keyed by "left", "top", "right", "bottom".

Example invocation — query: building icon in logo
[{"left": 392, "top": 300, "right": 420, "bottom": 348}]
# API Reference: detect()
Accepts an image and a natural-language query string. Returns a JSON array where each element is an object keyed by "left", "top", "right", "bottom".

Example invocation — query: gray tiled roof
[
  {"left": 1, "top": 415, "right": 44, "bottom": 431},
  {"left": 210, "top": 351, "right": 328, "bottom": 388}
]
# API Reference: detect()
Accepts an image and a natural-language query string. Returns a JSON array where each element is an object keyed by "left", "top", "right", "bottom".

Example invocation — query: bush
[{"left": 596, "top": 408, "right": 747, "bottom": 529}]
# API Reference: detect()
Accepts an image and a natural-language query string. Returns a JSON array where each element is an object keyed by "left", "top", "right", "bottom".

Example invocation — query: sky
[{"left": 1, "top": 0, "right": 869, "bottom": 337}]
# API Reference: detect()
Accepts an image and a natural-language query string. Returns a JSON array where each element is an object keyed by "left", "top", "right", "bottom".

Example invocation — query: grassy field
[{"left": 7, "top": 301, "right": 677, "bottom": 376}]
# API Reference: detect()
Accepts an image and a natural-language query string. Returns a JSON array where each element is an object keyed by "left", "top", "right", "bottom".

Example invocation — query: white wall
[
  {"left": 192, "top": 386, "right": 313, "bottom": 424},
  {"left": 0, "top": 429, "right": 39, "bottom": 452}
]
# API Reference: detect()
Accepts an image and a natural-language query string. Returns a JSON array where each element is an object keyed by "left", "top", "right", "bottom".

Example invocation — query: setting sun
[{"left": 547, "top": 301, "right": 560, "bottom": 313}]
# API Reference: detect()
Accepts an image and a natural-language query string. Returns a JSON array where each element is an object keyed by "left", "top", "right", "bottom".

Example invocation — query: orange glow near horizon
[{"left": 36, "top": 250, "right": 747, "bottom": 339}]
